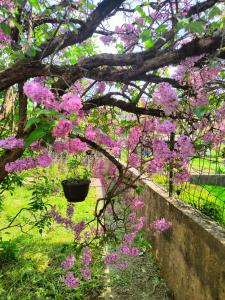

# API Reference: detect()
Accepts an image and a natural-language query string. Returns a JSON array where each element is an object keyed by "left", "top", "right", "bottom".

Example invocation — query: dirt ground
[{"left": 100, "top": 251, "right": 171, "bottom": 300}]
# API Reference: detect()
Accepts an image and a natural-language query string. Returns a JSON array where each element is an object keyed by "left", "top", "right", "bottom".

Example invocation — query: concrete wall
[
  {"left": 190, "top": 174, "right": 225, "bottom": 186},
  {"left": 135, "top": 175, "right": 225, "bottom": 300}
]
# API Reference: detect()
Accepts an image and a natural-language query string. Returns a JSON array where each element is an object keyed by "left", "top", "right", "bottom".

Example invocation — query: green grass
[
  {"left": 152, "top": 174, "right": 225, "bottom": 225},
  {"left": 0, "top": 185, "right": 102, "bottom": 300},
  {"left": 191, "top": 157, "right": 225, "bottom": 174}
]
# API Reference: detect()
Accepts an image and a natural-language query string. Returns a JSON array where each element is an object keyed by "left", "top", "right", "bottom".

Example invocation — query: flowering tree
[{"left": 0, "top": 0, "right": 225, "bottom": 291}]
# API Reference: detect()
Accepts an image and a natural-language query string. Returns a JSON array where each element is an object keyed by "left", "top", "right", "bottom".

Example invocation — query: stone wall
[
  {"left": 190, "top": 174, "right": 225, "bottom": 186},
  {"left": 135, "top": 174, "right": 225, "bottom": 300}
]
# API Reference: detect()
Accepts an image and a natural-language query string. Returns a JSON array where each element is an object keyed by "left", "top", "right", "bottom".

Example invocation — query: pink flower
[
  {"left": 68, "top": 138, "right": 87, "bottom": 153},
  {"left": 85, "top": 126, "right": 98, "bottom": 141},
  {"left": 146, "top": 158, "right": 164, "bottom": 174},
  {"left": 73, "top": 221, "right": 85, "bottom": 238},
  {"left": 5, "top": 157, "right": 37, "bottom": 173},
  {"left": 61, "top": 92, "right": 83, "bottom": 114},
  {"left": 128, "top": 153, "right": 140, "bottom": 168},
  {"left": 150, "top": 218, "right": 171, "bottom": 233},
  {"left": 100, "top": 35, "right": 115, "bottom": 45},
  {"left": 156, "top": 120, "right": 176, "bottom": 134},
  {"left": 132, "top": 216, "right": 145, "bottom": 231},
  {"left": 116, "top": 261, "right": 129, "bottom": 269},
  {"left": 65, "top": 272, "right": 79, "bottom": 288},
  {"left": 131, "top": 198, "right": 144, "bottom": 210},
  {"left": 82, "top": 247, "right": 92, "bottom": 267},
  {"left": 123, "top": 232, "right": 136, "bottom": 245},
  {"left": 37, "top": 154, "right": 52, "bottom": 168},
  {"left": 96, "top": 82, "right": 106, "bottom": 94},
  {"left": 119, "top": 245, "right": 139, "bottom": 257},
  {"left": 81, "top": 267, "right": 91, "bottom": 280},
  {"left": 127, "top": 125, "right": 142, "bottom": 150},
  {"left": 152, "top": 82, "right": 178, "bottom": 115},
  {"left": 61, "top": 254, "right": 75, "bottom": 271},
  {"left": 0, "top": 29, "right": 11, "bottom": 46},
  {"left": 174, "top": 168, "right": 191, "bottom": 183},
  {"left": 23, "top": 81, "right": 55, "bottom": 107},
  {"left": 52, "top": 119, "right": 73, "bottom": 138},
  {"left": 104, "top": 252, "right": 118, "bottom": 265},
  {"left": 152, "top": 138, "right": 171, "bottom": 159},
  {"left": 67, "top": 204, "right": 74, "bottom": 219},
  {"left": 0, "top": 137, "right": 24, "bottom": 149}
]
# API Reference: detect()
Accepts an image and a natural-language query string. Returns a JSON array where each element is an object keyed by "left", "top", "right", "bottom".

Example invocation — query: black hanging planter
[{"left": 61, "top": 179, "right": 91, "bottom": 203}]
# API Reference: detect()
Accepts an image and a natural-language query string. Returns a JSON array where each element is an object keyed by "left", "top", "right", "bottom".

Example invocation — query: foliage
[{"left": 0, "top": 0, "right": 225, "bottom": 295}]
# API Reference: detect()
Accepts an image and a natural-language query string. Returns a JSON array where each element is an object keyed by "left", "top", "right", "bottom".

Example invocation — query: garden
[{"left": 0, "top": 0, "right": 225, "bottom": 299}]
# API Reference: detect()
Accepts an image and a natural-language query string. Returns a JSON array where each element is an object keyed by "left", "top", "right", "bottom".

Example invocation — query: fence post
[{"left": 169, "top": 132, "right": 175, "bottom": 197}]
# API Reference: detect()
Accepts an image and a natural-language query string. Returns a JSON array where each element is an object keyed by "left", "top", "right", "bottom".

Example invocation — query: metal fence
[{"left": 151, "top": 146, "right": 225, "bottom": 227}]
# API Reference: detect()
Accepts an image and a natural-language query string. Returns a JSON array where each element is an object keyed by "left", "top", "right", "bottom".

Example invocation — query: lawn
[
  {"left": 0, "top": 185, "right": 103, "bottom": 300},
  {"left": 152, "top": 174, "right": 225, "bottom": 225}
]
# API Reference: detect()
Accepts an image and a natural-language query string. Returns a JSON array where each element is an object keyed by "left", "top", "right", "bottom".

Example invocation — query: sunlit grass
[
  {"left": 0, "top": 185, "right": 98, "bottom": 300},
  {"left": 152, "top": 174, "right": 225, "bottom": 225}
]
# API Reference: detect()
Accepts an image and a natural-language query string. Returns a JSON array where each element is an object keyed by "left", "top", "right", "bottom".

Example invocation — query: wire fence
[{"left": 151, "top": 145, "right": 225, "bottom": 227}]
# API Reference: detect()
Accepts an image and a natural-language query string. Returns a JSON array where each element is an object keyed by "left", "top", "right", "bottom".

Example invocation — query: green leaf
[
  {"left": 25, "top": 125, "right": 50, "bottom": 146},
  {"left": 25, "top": 117, "right": 41, "bottom": 130},
  {"left": 28, "top": 0, "right": 41, "bottom": 11},
  {"left": 36, "top": 109, "right": 59, "bottom": 117},
  {"left": 187, "top": 21, "right": 204, "bottom": 33},
  {"left": 135, "top": 5, "right": 146, "bottom": 18},
  {"left": 209, "top": 6, "right": 221, "bottom": 19},
  {"left": 0, "top": 23, "right": 11, "bottom": 35},
  {"left": 193, "top": 106, "right": 208, "bottom": 118},
  {"left": 140, "top": 29, "right": 150, "bottom": 42},
  {"left": 145, "top": 39, "right": 154, "bottom": 48},
  {"left": 26, "top": 46, "right": 36, "bottom": 57}
]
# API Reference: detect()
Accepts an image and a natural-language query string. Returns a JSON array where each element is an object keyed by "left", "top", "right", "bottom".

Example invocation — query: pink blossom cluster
[
  {"left": 73, "top": 221, "right": 86, "bottom": 238},
  {"left": 61, "top": 254, "right": 75, "bottom": 271},
  {"left": 52, "top": 119, "right": 73, "bottom": 138},
  {"left": 143, "top": 118, "right": 157, "bottom": 132},
  {"left": 0, "top": 29, "right": 11, "bottom": 47},
  {"left": 96, "top": 81, "right": 106, "bottom": 94},
  {"left": 174, "top": 168, "right": 191, "bottom": 183},
  {"left": 30, "top": 141, "right": 46, "bottom": 152},
  {"left": 85, "top": 125, "right": 98, "bottom": 141},
  {"left": 0, "top": 0, "right": 14, "bottom": 10},
  {"left": 152, "top": 82, "right": 178, "bottom": 115},
  {"left": 146, "top": 157, "right": 164, "bottom": 175},
  {"left": 5, "top": 154, "right": 52, "bottom": 173},
  {"left": 127, "top": 125, "right": 142, "bottom": 151},
  {"left": 174, "top": 135, "right": 194, "bottom": 161},
  {"left": 152, "top": 138, "right": 171, "bottom": 159},
  {"left": 0, "top": 136, "right": 24, "bottom": 149},
  {"left": 49, "top": 206, "right": 86, "bottom": 240},
  {"left": 150, "top": 218, "right": 171, "bottom": 233},
  {"left": 100, "top": 35, "right": 116, "bottom": 45},
  {"left": 128, "top": 153, "right": 140, "bottom": 168},
  {"left": 115, "top": 23, "right": 140, "bottom": 47},
  {"left": 130, "top": 197, "right": 144, "bottom": 210},
  {"left": 156, "top": 120, "right": 176, "bottom": 134},
  {"left": 104, "top": 252, "right": 118, "bottom": 264},
  {"left": 119, "top": 245, "right": 139, "bottom": 256},
  {"left": 23, "top": 80, "right": 56, "bottom": 109},
  {"left": 93, "top": 159, "right": 118, "bottom": 187},
  {"left": 67, "top": 204, "right": 74, "bottom": 219},
  {"left": 191, "top": 90, "right": 209, "bottom": 107},
  {"left": 71, "top": 81, "right": 85, "bottom": 95},
  {"left": 53, "top": 138, "right": 87, "bottom": 154},
  {"left": 62, "top": 247, "right": 92, "bottom": 288},
  {"left": 61, "top": 92, "right": 83, "bottom": 114},
  {"left": 65, "top": 272, "right": 79, "bottom": 288}
]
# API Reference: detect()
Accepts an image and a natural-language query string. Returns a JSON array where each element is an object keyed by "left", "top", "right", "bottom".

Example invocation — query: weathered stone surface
[
  {"left": 136, "top": 176, "right": 225, "bottom": 300},
  {"left": 190, "top": 174, "right": 225, "bottom": 186}
]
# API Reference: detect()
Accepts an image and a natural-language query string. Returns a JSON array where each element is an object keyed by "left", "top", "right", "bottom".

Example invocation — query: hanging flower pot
[{"left": 62, "top": 179, "right": 91, "bottom": 203}]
